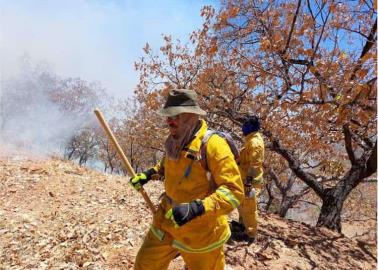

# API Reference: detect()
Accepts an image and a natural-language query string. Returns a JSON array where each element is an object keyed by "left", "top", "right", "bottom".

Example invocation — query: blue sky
[{"left": 0, "top": 0, "right": 217, "bottom": 98}]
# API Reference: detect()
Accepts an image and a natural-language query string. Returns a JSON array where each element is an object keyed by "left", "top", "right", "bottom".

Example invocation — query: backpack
[
  {"left": 168, "top": 129, "right": 239, "bottom": 184},
  {"left": 199, "top": 130, "right": 239, "bottom": 173}
]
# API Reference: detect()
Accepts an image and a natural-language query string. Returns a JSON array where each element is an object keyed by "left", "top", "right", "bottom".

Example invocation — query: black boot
[{"left": 229, "top": 220, "right": 245, "bottom": 233}]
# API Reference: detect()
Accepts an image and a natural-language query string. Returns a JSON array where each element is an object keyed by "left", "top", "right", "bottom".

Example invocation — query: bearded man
[{"left": 130, "top": 89, "right": 244, "bottom": 270}]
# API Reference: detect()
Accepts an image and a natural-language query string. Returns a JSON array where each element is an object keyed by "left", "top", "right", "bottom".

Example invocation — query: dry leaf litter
[{"left": 0, "top": 155, "right": 376, "bottom": 270}]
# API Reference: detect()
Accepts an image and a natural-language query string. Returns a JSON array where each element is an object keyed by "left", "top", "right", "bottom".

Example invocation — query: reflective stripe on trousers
[{"left": 149, "top": 225, "right": 231, "bottom": 254}]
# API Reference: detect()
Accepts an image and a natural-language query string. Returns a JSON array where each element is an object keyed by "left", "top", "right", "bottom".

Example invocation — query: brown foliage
[{"left": 132, "top": 0, "right": 376, "bottom": 232}]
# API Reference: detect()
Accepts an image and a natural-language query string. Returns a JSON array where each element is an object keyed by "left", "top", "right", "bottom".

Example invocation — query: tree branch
[
  {"left": 269, "top": 168, "right": 285, "bottom": 193},
  {"left": 264, "top": 130, "right": 325, "bottom": 197},
  {"left": 349, "top": 20, "right": 377, "bottom": 82},
  {"left": 343, "top": 124, "right": 356, "bottom": 165},
  {"left": 363, "top": 141, "right": 377, "bottom": 178},
  {"left": 288, "top": 58, "right": 336, "bottom": 97},
  {"left": 283, "top": 0, "right": 302, "bottom": 54}
]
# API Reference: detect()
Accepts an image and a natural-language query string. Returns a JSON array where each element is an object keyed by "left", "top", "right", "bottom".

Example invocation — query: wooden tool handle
[{"left": 94, "top": 109, "right": 156, "bottom": 214}]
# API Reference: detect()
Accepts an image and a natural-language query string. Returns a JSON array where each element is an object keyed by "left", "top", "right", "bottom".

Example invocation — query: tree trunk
[
  {"left": 266, "top": 130, "right": 376, "bottom": 232},
  {"left": 265, "top": 182, "right": 275, "bottom": 212},
  {"left": 66, "top": 148, "right": 75, "bottom": 160},
  {"left": 279, "top": 196, "right": 294, "bottom": 218},
  {"left": 316, "top": 188, "right": 346, "bottom": 232},
  {"left": 79, "top": 154, "right": 87, "bottom": 166}
]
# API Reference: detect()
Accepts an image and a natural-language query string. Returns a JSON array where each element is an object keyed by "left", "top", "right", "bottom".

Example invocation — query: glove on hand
[
  {"left": 165, "top": 200, "right": 205, "bottom": 227},
  {"left": 129, "top": 168, "right": 156, "bottom": 191}
]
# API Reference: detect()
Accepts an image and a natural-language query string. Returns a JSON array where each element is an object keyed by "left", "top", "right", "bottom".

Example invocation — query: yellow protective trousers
[
  {"left": 134, "top": 230, "right": 225, "bottom": 270},
  {"left": 238, "top": 188, "right": 260, "bottom": 237}
]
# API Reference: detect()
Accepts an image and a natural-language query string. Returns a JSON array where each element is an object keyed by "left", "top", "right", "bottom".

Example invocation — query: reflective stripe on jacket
[
  {"left": 238, "top": 131, "right": 265, "bottom": 188},
  {"left": 151, "top": 120, "right": 244, "bottom": 253}
]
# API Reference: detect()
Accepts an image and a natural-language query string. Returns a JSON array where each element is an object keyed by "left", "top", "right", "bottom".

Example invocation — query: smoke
[
  {"left": 0, "top": 0, "right": 211, "bottom": 158},
  {"left": 0, "top": 59, "right": 101, "bottom": 157},
  {"left": 0, "top": 1, "right": 211, "bottom": 100}
]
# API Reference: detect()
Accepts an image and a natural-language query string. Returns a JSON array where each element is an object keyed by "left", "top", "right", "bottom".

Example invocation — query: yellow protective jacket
[
  {"left": 238, "top": 131, "right": 265, "bottom": 188},
  {"left": 150, "top": 120, "right": 244, "bottom": 253}
]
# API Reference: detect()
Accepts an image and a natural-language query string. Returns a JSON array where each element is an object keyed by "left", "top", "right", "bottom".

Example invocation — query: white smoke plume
[{"left": 0, "top": 59, "right": 104, "bottom": 157}]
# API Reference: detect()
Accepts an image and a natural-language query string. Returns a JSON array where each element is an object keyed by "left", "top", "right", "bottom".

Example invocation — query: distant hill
[{"left": 0, "top": 156, "right": 376, "bottom": 269}]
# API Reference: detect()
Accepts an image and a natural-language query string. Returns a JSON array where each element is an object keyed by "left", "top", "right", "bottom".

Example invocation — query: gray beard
[{"left": 165, "top": 117, "right": 200, "bottom": 160}]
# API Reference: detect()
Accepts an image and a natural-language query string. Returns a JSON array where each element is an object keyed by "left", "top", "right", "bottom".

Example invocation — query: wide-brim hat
[{"left": 157, "top": 89, "right": 206, "bottom": 117}]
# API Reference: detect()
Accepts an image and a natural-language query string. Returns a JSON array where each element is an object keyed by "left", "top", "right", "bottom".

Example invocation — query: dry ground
[{"left": 0, "top": 155, "right": 376, "bottom": 269}]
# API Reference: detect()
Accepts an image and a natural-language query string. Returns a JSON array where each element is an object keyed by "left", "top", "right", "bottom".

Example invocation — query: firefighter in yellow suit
[
  {"left": 129, "top": 89, "right": 244, "bottom": 270},
  {"left": 237, "top": 115, "right": 265, "bottom": 240}
]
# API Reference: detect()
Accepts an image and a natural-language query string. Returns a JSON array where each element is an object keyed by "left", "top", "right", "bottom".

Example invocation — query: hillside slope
[{"left": 0, "top": 156, "right": 376, "bottom": 269}]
